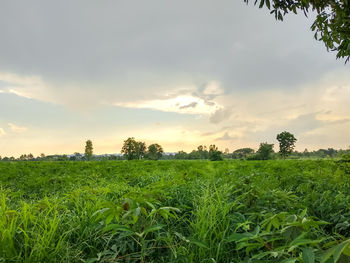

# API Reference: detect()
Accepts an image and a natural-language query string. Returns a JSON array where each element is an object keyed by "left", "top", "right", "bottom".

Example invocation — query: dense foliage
[
  {"left": 146, "top": 144, "right": 164, "bottom": 160},
  {"left": 85, "top": 140, "right": 94, "bottom": 160},
  {"left": 277, "top": 132, "right": 297, "bottom": 159},
  {"left": 256, "top": 142, "right": 275, "bottom": 160},
  {"left": 121, "top": 137, "right": 147, "bottom": 160},
  {"left": 1, "top": 160, "right": 350, "bottom": 262},
  {"left": 244, "top": 0, "right": 350, "bottom": 63}
]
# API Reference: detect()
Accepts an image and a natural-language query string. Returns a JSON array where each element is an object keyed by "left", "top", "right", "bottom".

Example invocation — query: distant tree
[
  {"left": 340, "top": 153, "right": 350, "bottom": 162},
  {"left": 324, "top": 148, "right": 336, "bottom": 157},
  {"left": 338, "top": 153, "right": 350, "bottom": 175},
  {"left": 69, "top": 152, "right": 81, "bottom": 161},
  {"left": 197, "top": 145, "right": 209, "bottom": 159},
  {"left": 256, "top": 143, "right": 274, "bottom": 160},
  {"left": 188, "top": 150, "right": 201, "bottom": 159},
  {"left": 232, "top": 148, "right": 255, "bottom": 159},
  {"left": 85, "top": 140, "right": 93, "bottom": 160},
  {"left": 303, "top": 148, "right": 310, "bottom": 158},
  {"left": 58, "top": 154, "right": 69, "bottom": 161},
  {"left": 276, "top": 131, "right": 297, "bottom": 158},
  {"left": 75, "top": 152, "right": 82, "bottom": 160},
  {"left": 197, "top": 145, "right": 204, "bottom": 152},
  {"left": 19, "top": 154, "right": 27, "bottom": 161},
  {"left": 147, "top": 143, "right": 164, "bottom": 160},
  {"left": 121, "top": 137, "right": 147, "bottom": 160},
  {"left": 121, "top": 137, "right": 138, "bottom": 160},
  {"left": 244, "top": 0, "right": 350, "bottom": 63},
  {"left": 174, "top": 150, "right": 188, "bottom": 159},
  {"left": 209, "top": 144, "right": 223, "bottom": 161},
  {"left": 40, "top": 153, "right": 46, "bottom": 159},
  {"left": 136, "top": 141, "right": 147, "bottom": 160}
]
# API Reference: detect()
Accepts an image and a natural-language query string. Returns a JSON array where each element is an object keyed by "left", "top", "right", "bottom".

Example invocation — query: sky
[{"left": 0, "top": 0, "right": 349, "bottom": 157}]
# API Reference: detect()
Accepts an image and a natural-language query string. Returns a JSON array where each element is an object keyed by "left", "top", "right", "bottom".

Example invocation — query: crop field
[{"left": 1, "top": 160, "right": 350, "bottom": 263}]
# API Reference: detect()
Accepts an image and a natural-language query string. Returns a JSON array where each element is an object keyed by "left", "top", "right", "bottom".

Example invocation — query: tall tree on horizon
[
  {"left": 121, "top": 137, "right": 147, "bottom": 160},
  {"left": 146, "top": 143, "right": 164, "bottom": 160},
  {"left": 84, "top": 140, "right": 93, "bottom": 160},
  {"left": 276, "top": 131, "right": 297, "bottom": 158}
]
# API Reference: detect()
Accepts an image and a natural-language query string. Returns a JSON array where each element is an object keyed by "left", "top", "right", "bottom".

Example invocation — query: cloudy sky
[{"left": 0, "top": 0, "right": 349, "bottom": 157}]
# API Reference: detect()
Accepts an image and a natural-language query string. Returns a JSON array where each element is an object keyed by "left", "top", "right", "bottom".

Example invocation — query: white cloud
[
  {"left": 0, "top": 72, "right": 55, "bottom": 103},
  {"left": 203, "top": 81, "right": 224, "bottom": 96},
  {"left": 0, "top": 128, "right": 6, "bottom": 136},
  {"left": 210, "top": 107, "right": 233, "bottom": 123},
  {"left": 215, "top": 132, "right": 236, "bottom": 141},
  {"left": 8, "top": 123, "right": 28, "bottom": 133},
  {"left": 8, "top": 88, "right": 34, "bottom": 99},
  {"left": 115, "top": 94, "right": 222, "bottom": 115}
]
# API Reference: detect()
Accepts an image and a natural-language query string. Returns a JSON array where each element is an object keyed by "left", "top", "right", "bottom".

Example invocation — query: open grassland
[{"left": 1, "top": 160, "right": 350, "bottom": 263}]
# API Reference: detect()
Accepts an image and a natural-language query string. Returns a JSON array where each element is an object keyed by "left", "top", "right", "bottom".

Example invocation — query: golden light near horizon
[{"left": 0, "top": 1, "right": 349, "bottom": 157}]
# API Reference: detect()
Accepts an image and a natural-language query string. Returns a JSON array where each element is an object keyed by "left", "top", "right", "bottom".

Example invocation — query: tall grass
[{"left": 0, "top": 160, "right": 350, "bottom": 262}]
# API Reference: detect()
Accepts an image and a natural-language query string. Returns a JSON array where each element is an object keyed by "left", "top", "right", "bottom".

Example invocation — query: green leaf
[
  {"left": 159, "top": 209, "right": 169, "bottom": 220},
  {"left": 290, "top": 238, "right": 323, "bottom": 247},
  {"left": 320, "top": 239, "right": 350, "bottom": 263},
  {"left": 103, "top": 224, "right": 133, "bottom": 233},
  {"left": 343, "top": 245, "right": 350, "bottom": 257},
  {"left": 252, "top": 225, "right": 260, "bottom": 236},
  {"left": 300, "top": 208, "right": 308, "bottom": 217},
  {"left": 106, "top": 213, "right": 114, "bottom": 225},
  {"left": 332, "top": 239, "right": 350, "bottom": 263},
  {"left": 133, "top": 207, "right": 141, "bottom": 217},
  {"left": 145, "top": 201, "right": 156, "bottom": 210},
  {"left": 189, "top": 239, "right": 208, "bottom": 249},
  {"left": 174, "top": 232, "right": 190, "bottom": 242},
  {"left": 303, "top": 247, "right": 315, "bottom": 263},
  {"left": 84, "top": 258, "right": 98, "bottom": 263},
  {"left": 280, "top": 258, "right": 297, "bottom": 263},
  {"left": 236, "top": 241, "right": 249, "bottom": 250},
  {"left": 227, "top": 232, "right": 253, "bottom": 242},
  {"left": 259, "top": 0, "right": 265, "bottom": 8},
  {"left": 278, "top": 11, "right": 283, "bottom": 21},
  {"left": 143, "top": 224, "right": 164, "bottom": 235},
  {"left": 159, "top": 206, "right": 181, "bottom": 213}
]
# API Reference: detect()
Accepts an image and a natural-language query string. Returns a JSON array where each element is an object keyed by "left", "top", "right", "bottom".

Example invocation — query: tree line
[{"left": 1, "top": 131, "right": 350, "bottom": 161}]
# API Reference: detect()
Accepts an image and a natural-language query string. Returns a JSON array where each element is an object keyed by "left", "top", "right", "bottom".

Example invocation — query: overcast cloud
[{"left": 0, "top": 0, "right": 349, "bottom": 156}]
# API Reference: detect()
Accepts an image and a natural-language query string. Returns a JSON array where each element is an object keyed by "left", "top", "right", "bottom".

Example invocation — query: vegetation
[
  {"left": 1, "top": 160, "right": 350, "bottom": 262},
  {"left": 208, "top": 144, "right": 223, "bottom": 161},
  {"left": 1, "top": 146, "right": 350, "bottom": 162},
  {"left": 146, "top": 144, "right": 164, "bottom": 160},
  {"left": 244, "top": 0, "right": 350, "bottom": 63},
  {"left": 121, "top": 137, "right": 147, "bottom": 160},
  {"left": 85, "top": 140, "right": 94, "bottom": 160},
  {"left": 277, "top": 131, "right": 297, "bottom": 159},
  {"left": 1, "top": 133, "right": 350, "bottom": 162},
  {"left": 232, "top": 148, "right": 255, "bottom": 159},
  {"left": 255, "top": 142, "right": 275, "bottom": 160}
]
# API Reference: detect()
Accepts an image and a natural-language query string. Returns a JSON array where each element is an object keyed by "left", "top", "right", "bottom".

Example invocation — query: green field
[{"left": 1, "top": 160, "right": 350, "bottom": 263}]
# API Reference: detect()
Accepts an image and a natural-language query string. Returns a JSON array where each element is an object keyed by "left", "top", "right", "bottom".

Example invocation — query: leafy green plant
[
  {"left": 89, "top": 198, "right": 180, "bottom": 262},
  {"left": 1, "top": 160, "right": 350, "bottom": 262}
]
